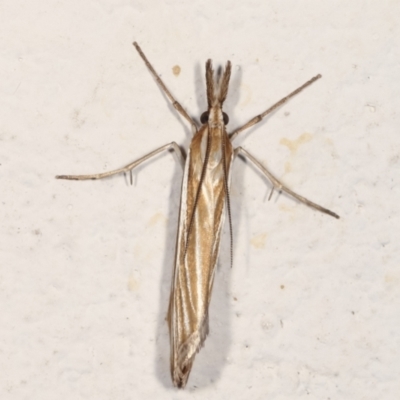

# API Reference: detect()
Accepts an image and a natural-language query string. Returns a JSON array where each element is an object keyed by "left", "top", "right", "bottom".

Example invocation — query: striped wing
[{"left": 168, "top": 125, "right": 233, "bottom": 388}]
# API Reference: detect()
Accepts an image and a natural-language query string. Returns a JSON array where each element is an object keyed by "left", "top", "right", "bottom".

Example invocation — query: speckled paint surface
[{"left": 1, "top": 1, "right": 399, "bottom": 398}]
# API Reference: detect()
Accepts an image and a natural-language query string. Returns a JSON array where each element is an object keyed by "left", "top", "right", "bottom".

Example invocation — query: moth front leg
[
  {"left": 229, "top": 74, "right": 321, "bottom": 141},
  {"left": 56, "top": 142, "right": 186, "bottom": 182},
  {"left": 133, "top": 42, "right": 198, "bottom": 135},
  {"left": 234, "top": 146, "right": 339, "bottom": 219}
]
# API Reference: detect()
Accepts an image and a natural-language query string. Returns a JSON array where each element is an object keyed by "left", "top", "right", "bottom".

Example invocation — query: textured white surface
[{"left": 1, "top": 1, "right": 399, "bottom": 398}]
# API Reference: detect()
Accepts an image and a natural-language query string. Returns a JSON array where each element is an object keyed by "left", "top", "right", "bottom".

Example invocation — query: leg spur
[{"left": 234, "top": 146, "right": 339, "bottom": 219}]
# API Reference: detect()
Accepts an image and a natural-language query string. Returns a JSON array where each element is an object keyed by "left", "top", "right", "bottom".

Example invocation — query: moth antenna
[{"left": 222, "top": 131, "right": 233, "bottom": 268}]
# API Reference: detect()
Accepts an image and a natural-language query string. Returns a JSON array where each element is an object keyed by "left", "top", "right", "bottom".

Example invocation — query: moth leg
[
  {"left": 234, "top": 146, "right": 339, "bottom": 219},
  {"left": 56, "top": 142, "right": 185, "bottom": 181},
  {"left": 133, "top": 42, "right": 198, "bottom": 135},
  {"left": 229, "top": 74, "right": 321, "bottom": 142}
]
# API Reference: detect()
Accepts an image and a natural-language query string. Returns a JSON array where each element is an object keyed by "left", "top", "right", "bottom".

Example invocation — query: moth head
[
  {"left": 201, "top": 59, "right": 231, "bottom": 126},
  {"left": 200, "top": 110, "right": 229, "bottom": 125}
]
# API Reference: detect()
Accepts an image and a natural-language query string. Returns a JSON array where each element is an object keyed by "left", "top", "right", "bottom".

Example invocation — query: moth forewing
[
  {"left": 169, "top": 124, "right": 234, "bottom": 388},
  {"left": 56, "top": 42, "right": 338, "bottom": 390}
]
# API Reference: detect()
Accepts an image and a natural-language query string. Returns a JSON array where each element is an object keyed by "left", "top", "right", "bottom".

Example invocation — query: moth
[{"left": 57, "top": 42, "right": 339, "bottom": 388}]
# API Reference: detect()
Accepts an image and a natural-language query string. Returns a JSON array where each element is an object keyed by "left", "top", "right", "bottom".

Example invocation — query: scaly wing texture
[{"left": 169, "top": 126, "right": 233, "bottom": 388}]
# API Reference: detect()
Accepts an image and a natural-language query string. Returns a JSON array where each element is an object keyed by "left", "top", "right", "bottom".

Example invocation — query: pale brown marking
[
  {"left": 280, "top": 133, "right": 313, "bottom": 155},
  {"left": 251, "top": 233, "right": 268, "bottom": 249},
  {"left": 172, "top": 65, "right": 181, "bottom": 76}
]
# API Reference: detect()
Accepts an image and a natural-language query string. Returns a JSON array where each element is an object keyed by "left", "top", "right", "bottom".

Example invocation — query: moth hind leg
[{"left": 235, "top": 146, "right": 339, "bottom": 219}]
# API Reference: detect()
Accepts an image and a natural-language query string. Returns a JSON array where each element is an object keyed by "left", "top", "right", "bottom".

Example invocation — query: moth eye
[
  {"left": 223, "top": 112, "right": 229, "bottom": 125},
  {"left": 200, "top": 111, "right": 209, "bottom": 124}
]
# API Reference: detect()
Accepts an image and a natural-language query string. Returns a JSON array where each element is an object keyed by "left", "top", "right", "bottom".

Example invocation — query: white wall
[{"left": 1, "top": 1, "right": 398, "bottom": 398}]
